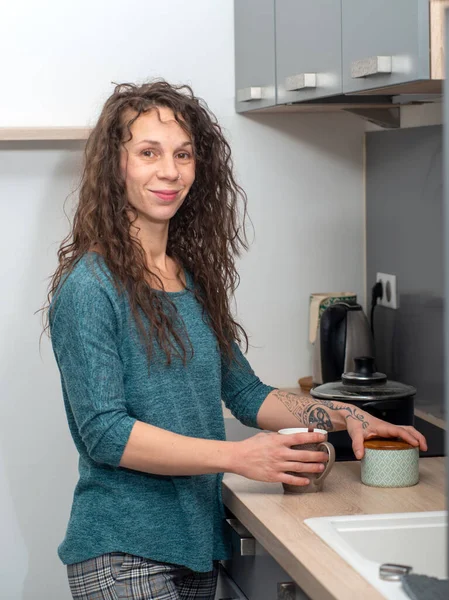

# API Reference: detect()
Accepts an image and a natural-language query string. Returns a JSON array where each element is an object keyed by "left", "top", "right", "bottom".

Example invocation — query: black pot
[{"left": 310, "top": 356, "right": 416, "bottom": 461}]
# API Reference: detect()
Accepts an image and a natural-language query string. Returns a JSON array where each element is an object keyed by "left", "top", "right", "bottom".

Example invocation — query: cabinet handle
[
  {"left": 236, "top": 87, "right": 262, "bottom": 102},
  {"left": 277, "top": 582, "right": 296, "bottom": 600},
  {"left": 285, "top": 73, "right": 317, "bottom": 91},
  {"left": 351, "top": 56, "right": 392, "bottom": 79},
  {"left": 226, "top": 518, "right": 256, "bottom": 556}
]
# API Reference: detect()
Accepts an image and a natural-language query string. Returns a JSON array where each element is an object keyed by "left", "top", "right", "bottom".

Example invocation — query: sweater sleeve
[
  {"left": 50, "top": 271, "right": 136, "bottom": 467},
  {"left": 221, "top": 343, "right": 275, "bottom": 428}
]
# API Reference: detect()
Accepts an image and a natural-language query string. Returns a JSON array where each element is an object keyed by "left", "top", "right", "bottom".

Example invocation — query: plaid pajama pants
[{"left": 67, "top": 553, "right": 218, "bottom": 600}]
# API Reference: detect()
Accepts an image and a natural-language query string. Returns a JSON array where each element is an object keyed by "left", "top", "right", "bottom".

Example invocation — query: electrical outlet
[{"left": 376, "top": 272, "right": 399, "bottom": 309}]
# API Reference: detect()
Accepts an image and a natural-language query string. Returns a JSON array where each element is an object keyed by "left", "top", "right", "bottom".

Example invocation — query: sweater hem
[{"left": 59, "top": 546, "right": 228, "bottom": 573}]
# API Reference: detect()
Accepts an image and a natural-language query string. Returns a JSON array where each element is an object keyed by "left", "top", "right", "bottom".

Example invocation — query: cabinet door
[
  {"left": 342, "top": 0, "right": 430, "bottom": 94},
  {"left": 223, "top": 537, "right": 311, "bottom": 600},
  {"left": 445, "top": 6, "right": 449, "bottom": 524},
  {"left": 276, "top": 0, "right": 342, "bottom": 104},
  {"left": 234, "top": 0, "right": 276, "bottom": 112}
]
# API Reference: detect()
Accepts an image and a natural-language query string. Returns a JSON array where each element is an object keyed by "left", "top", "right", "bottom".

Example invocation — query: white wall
[
  {"left": 0, "top": 1, "right": 365, "bottom": 598},
  {"left": 230, "top": 112, "right": 365, "bottom": 384}
]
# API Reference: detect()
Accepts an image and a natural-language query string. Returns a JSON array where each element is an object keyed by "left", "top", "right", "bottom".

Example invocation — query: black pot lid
[{"left": 311, "top": 357, "right": 416, "bottom": 402}]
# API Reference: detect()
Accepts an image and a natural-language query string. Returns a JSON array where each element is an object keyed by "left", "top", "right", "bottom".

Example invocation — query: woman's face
[{"left": 120, "top": 107, "right": 195, "bottom": 226}]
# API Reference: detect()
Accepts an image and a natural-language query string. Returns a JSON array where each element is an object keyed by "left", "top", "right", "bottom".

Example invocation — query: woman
[{"left": 46, "top": 81, "right": 427, "bottom": 600}]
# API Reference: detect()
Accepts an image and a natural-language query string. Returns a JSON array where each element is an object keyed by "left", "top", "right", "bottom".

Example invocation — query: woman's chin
[{"left": 133, "top": 206, "right": 181, "bottom": 226}]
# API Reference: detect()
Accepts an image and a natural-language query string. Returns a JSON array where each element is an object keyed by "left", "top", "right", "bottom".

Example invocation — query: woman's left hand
[{"left": 344, "top": 407, "right": 428, "bottom": 459}]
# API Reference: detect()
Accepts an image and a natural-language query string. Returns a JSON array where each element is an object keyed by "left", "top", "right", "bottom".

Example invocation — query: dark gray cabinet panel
[
  {"left": 342, "top": 0, "right": 430, "bottom": 94},
  {"left": 223, "top": 538, "right": 310, "bottom": 600},
  {"left": 366, "top": 126, "right": 443, "bottom": 421},
  {"left": 444, "top": 9, "right": 449, "bottom": 554},
  {"left": 234, "top": 0, "right": 276, "bottom": 113},
  {"left": 276, "top": 0, "right": 342, "bottom": 104}
]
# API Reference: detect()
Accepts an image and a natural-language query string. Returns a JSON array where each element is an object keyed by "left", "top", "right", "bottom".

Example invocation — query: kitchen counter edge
[{"left": 221, "top": 457, "right": 446, "bottom": 600}]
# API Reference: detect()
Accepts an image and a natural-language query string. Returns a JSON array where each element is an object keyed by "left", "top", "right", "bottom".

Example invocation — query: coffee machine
[{"left": 313, "top": 302, "right": 375, "bottom": 385}]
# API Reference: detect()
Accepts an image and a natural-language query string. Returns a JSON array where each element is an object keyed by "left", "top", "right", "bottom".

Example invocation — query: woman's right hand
[{"left": 229, "top": 431, "right": 329, "bottom": 487}]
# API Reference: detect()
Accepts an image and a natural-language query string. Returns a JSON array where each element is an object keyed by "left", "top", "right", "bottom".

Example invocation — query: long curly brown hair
[{"left": 44, "top": 80, "right": 249, "bottom": 365}]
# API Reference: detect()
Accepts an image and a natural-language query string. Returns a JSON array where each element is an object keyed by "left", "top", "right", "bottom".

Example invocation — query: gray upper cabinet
[
  {"left": 276, "top": 0, "right": 342, "bottom": 104},
  {"left": 235, "top": 0, "right": 446, "bottom": 113},
  {"left": 342, "top": 0, "right": 430, "bottom": 94},
  {"left": 234, "top": 0, "right": 276, "bottom": 113}
]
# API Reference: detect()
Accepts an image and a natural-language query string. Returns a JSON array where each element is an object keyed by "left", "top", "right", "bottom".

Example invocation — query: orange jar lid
[{"left": 363, "top": 437, "right": 416, "bottom": 451}]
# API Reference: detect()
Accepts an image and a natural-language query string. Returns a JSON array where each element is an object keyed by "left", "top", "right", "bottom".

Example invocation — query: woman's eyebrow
[{"left": 135, "top": 139, "right": 192, "bottom": 147}]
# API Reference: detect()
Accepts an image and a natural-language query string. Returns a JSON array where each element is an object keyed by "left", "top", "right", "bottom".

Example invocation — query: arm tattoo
[{"left": 272, "top": 390, "right": 369, "bottom": 432}]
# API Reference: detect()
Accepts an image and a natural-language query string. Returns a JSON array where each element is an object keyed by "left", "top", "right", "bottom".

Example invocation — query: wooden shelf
[{"left": 0, "top": 127, "right": 91, "bottom": 141}]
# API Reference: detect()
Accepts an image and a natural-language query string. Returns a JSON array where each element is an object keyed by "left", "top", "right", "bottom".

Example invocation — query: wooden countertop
[{"left": 222, "top": 457, "right": 446, "bottom": 600}]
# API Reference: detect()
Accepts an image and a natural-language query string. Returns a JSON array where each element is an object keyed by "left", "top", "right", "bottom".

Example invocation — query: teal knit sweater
[{"left": 50, "top": 253, "right": 274, "bottom": 571}]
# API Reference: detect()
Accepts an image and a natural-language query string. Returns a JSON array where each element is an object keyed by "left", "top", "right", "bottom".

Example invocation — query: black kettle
[{"left": 312, "top": 302, "right": 375, "bottom": 385}]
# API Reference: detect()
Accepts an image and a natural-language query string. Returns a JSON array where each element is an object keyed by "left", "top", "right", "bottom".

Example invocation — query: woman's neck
[{"left": 131, "top": 217, "right": 170, "bottom": 272}]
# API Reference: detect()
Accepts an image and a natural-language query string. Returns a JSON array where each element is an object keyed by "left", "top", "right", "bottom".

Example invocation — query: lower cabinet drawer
[
  {"left": 220, "top": 518, "right": 311, "bottom": 600},
  {"left": 216, "top": 563, "right": 249, "bottom": 600}
]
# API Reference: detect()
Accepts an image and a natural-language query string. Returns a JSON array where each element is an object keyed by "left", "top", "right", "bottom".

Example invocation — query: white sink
[{"left": 305, "top": 511, "right": 447, "bottom": 600}]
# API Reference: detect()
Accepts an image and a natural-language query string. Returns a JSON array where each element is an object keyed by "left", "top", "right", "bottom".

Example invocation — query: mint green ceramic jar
[{"left": 361, "top": 438, "right": 419, "bottom": 488}]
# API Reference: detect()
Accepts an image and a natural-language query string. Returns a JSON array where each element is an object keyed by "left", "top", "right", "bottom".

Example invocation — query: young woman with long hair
[{"left": 45, "top": 81, "right": 426, "bottom": 600}]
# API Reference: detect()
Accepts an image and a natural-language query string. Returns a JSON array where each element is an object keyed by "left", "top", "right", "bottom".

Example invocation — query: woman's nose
[{"left": 157, "top": 157, "right": 179, "bottom": 180}]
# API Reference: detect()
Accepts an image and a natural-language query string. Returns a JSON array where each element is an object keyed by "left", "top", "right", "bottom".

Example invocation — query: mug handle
[{"left": 314, "top": 442, "right": 336, "bottom": 483}]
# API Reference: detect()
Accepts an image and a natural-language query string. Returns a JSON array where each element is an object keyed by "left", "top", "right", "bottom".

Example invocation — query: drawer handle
[
  {"left": 379, "top": 563, "right": 412, "bottom": 581},
  {"left": 226, "top": 518, "right": 256, "bottom": 556},
  {"left": 236, "top": 87, "right": 263, "bottom": 102},
  {"left": 277, "top": 582, "right": 296, "bottom": 600},
  {"left": 285, "top": 73, "right": 317, "bottom": 91},
  {"left": 351, "top": 56, "right": 392, "bottom": 78}
]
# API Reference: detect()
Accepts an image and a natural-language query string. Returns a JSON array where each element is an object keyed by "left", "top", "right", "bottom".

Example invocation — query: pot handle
[{"left": 361, "top": 398, "right": 407, "bottom": 412}]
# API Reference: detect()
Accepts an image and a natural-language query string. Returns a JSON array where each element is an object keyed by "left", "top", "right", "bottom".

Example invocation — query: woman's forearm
[
  {"left": 119, "top": 421, "right": 237, "bottom": 476},
  {"left": 119, "top": 390, "right": 368, "bottom": 476},
  {"left": 257, "top": 389, "right": 369, "bottom": 432}
]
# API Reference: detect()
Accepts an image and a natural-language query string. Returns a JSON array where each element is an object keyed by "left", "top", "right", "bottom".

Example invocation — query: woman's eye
[
  {"left": 177, "top": 152, "right": 191, "bottom": 160},
  {"left": 142, "top": 150, "right": 156, "bottom": 158}
]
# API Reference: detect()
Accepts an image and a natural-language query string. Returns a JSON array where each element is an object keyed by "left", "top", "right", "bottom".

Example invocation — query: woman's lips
[{"left": 151, "top": 190, "right": 180, "bottom": 202}]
